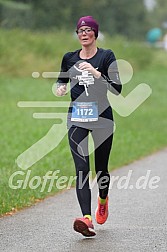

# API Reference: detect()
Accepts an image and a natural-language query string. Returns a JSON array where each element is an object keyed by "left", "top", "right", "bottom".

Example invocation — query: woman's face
[{"left": 77, "top": 26, "right": 96, "bottom": 46}]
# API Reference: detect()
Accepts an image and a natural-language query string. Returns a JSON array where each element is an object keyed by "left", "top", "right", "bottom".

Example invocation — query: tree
[
  {"left": 103, "top": 0, "right": 149, "bottom": 38},
  {"left": 2, "top": 0, "right": 150, "bottom": 39},
  {"left": 147, "top": 0, "right": 167, "bottom": 28},
  {"left": 6, "top": 0, "right": 32, "bottom": 2}
]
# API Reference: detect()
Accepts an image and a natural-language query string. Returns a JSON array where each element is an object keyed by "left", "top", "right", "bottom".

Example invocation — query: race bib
[{"left": 71, "top": 102, "right": 98, "bottom": 122}]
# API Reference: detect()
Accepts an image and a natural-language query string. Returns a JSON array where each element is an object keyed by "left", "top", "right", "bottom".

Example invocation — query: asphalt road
[{"left": 0, "top": 148, "right": 167, "bottom": 252}]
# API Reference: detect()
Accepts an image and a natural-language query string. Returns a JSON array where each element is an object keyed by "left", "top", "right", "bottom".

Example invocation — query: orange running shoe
[
  {"left": 95, "top": 196, "right": 109, "bottom": 225},
  {"left": 73, "top": 217, "right": 96, "bottom": 237}
]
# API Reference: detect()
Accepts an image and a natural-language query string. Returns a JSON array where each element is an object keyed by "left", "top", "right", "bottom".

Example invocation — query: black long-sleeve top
[{"left": 57, "top": 48, "right": 122, "bottom": 129}]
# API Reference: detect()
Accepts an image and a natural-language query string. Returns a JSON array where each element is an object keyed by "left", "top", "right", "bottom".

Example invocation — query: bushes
[
  {"left": 0, "top": 0, "right": 149, "bottom": 39},
  {"left": 0, "top": 1, "right": 33, "bottom": 29}
]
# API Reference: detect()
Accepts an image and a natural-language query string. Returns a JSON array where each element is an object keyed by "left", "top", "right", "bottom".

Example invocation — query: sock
[
  {"left": 84, "top": 215, "right": 92, "bottom": 221},
  {"left": 99, "top": 197, "right": 106, "bottom": 205}
]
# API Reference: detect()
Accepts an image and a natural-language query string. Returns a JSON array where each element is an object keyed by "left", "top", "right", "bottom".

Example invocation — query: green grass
[{"left": 0, "top": 29, "right": 167, "bottom": 216}]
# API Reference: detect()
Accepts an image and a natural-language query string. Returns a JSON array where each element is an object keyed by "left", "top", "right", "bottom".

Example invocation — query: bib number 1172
[
  {"left": 71, "top": 101, "right": 98, "bottom": 122},
  {"left": 76, "top": 108, "right": 93, "bottom": 116}
]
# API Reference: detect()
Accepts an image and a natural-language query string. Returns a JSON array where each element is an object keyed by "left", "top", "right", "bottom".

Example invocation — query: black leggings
[{"left": 68, "top": 126, "right": 113, "bottom": 216}]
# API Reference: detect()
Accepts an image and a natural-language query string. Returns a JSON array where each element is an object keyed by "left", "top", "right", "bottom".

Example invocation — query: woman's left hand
[{"left": 79, "top": 62, "right": 101, "bottom": 79}]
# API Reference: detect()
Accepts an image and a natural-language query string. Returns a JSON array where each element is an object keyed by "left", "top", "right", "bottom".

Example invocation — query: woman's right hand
[{"left": 56, "top": 85, "right": 67, "bottom": 96}]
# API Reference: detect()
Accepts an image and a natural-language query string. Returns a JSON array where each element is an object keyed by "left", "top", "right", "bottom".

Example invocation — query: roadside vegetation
[{"left": 0, "top": 29, "right": 167, "bottom": 216}]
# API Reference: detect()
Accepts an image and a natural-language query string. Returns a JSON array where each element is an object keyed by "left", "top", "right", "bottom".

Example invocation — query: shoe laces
[{"left": 99, "top": 203, "right": 106, "bottom": 216}]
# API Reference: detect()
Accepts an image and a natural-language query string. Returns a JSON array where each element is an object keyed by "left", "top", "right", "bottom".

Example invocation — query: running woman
[{"left": 56, "top": 16, "right": 122, "bottom": 237}]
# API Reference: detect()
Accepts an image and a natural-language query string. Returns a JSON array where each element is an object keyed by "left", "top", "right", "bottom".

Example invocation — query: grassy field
[{"left": 0, "top": 29, "right": 167, "bottom": 216}]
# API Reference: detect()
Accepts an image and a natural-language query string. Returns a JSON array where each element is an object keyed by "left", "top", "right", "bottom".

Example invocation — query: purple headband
[{"left": 77, "top": 16, "right": 99, "bottom": 38}]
